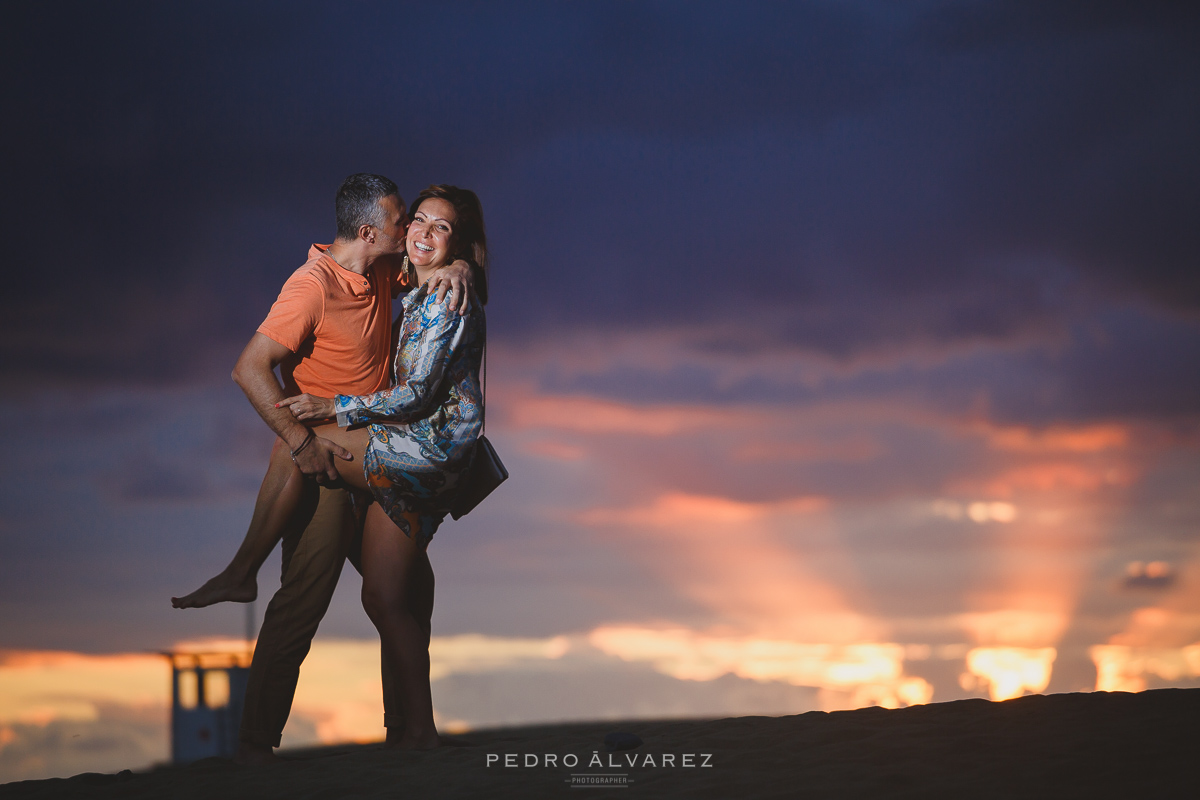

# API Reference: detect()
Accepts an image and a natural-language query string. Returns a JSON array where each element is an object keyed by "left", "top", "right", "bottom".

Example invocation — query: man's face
[{"left": 369, "top": 194, "right": 408, "bottom": 255}]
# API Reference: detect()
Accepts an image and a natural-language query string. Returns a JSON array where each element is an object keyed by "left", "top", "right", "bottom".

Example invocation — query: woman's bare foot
[{"left": 172, "top": 569, "right": 257, "bottom": 608}]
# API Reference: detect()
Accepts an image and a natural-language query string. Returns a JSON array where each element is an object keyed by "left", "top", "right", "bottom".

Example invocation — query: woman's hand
[{"left": 277, "top": 393, "right": 336, "bottom": 421}]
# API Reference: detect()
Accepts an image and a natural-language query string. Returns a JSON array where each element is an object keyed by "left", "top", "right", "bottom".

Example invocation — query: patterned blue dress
[{"left": 334, "top": 283, "right": 484, "bottom": 544}]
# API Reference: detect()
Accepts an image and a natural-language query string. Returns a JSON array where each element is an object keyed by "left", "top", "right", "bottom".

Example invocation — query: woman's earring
[{"left": 402, "top": 254, "right": 414, "bottom": 284}]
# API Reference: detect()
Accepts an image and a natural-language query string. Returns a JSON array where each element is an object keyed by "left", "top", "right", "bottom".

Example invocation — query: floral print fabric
[{"left": 334, "top": 282, "right": 484, "bottom": 543}]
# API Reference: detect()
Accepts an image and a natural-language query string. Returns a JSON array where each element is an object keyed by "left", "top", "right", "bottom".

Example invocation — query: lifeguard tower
[{"left": 163, "top": 648, "right": 252, "bottom": 763}]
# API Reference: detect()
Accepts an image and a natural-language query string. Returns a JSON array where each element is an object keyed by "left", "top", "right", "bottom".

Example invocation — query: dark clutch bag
[{"left": 450, "top": 435, "right": 509, "bottom": 520}]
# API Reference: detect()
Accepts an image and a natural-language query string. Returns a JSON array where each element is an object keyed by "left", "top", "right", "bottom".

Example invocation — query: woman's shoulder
[{"left": 406, "top": 284, "right": 483, "bottom": 321}]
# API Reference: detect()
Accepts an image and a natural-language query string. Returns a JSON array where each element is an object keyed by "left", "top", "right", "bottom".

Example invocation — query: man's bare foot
[
  {"left": 233, "top": 741, "right": 278, "bottom": 765},
  {"left": 172, "top": 569, "right": 257, "bottom": 609}
]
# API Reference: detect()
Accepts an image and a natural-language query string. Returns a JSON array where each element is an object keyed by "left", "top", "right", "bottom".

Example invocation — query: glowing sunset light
[
  {"left": 287, "top": 636, "right": 577, "bottom": 743},
  {"left": 953, "top": 485, "right": 1098, "bottom": 696},
  {"left": 578, "top": 492, "right": 828, "bottom": 528},
  {"left": 1090, "top": 644, "right": 1200, "bottom": 693},
  {"left": 168, "top": 637, "right": 256, "bottom": 655},
  {"left": 578, "top": 492, "right": 873, "bottom": 641},
  {"left": 964, "top": 647, "right": 1056, "bottom": 701},
  {"left": 931, "top": 500, "right": 1019, "bottom": 524},
  {"left": 0, "top": 651, "right": 168, "bottom": 725},
  {"left": 428, "top": 634, "right": 571, "bottom": 679},
  {"left": 967, "top": 501, "right": 1018, "bottom": 524},
  {"left": 956, "top": 608, "right": 1070, "bottom": 649},
  {"left": 0, "top": 634, "right": 587, "bottom": 758},
  {"left": 588, "top": 626, "right": 932, "bottom": 709}
]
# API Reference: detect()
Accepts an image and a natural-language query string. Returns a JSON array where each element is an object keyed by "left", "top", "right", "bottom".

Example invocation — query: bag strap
[{"left": 480, "top": 339, "right": 487, "bottom": 435}]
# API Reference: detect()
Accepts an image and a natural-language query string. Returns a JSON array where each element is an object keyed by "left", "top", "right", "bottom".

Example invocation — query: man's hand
[
  {"left": 429, "top": 259, "right": 475, "bottom": 315},
  {"left": 278, "top": 393, "right": 336, "bottom": 421},
  {"left": 291, "top": 435, "right": 353, "bottom": 486},
  {"left": 232, "top": 333, "right": 348, "bottom": 485}
]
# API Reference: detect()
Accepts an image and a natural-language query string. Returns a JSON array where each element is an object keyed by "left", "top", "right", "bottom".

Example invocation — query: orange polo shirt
[{"left": 257, "top": 244, "right": 405, "bottom": 398}]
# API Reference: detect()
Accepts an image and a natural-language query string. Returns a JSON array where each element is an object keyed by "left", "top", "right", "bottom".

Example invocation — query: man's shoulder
[{"left": 282, "top": 255, "right": 338, "bottom": 293}]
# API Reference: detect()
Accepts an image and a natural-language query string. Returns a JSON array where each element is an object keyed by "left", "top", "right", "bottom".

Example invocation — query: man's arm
[
  {"left": 231, "top": 333, "right": 351, "bottom": 484},
  {"left": 422, "top": 259, "right": 476, "bottom": 315}
]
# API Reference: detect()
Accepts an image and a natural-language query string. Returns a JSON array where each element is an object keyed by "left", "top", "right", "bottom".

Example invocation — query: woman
[{"left": 183, "top": 185, "right": 487, "bottom": 749}]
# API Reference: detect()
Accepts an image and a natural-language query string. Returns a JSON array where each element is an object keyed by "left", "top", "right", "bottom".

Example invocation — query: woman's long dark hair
[{"left": 411, "top": 184, "right": 489, "bottom": 305}]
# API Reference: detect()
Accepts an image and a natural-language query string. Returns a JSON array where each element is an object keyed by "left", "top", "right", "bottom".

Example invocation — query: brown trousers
[{"left": 239, "top": 486, "right": 400, "bottom": 747}]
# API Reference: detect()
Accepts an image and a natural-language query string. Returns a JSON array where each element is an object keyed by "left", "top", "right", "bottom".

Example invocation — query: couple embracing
[{"left": 172, "top": 174, "right": 496, "bottom": 762}]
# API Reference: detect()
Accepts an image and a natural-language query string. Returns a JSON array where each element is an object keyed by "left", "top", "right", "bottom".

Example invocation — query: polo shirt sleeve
[{"left": 257, "top": 271, "right": 324, "bottom": 353}]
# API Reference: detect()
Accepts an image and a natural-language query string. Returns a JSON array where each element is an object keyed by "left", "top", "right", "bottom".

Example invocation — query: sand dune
[{"left": 3, "top": 688, "right": 1196, "bottom": 799}]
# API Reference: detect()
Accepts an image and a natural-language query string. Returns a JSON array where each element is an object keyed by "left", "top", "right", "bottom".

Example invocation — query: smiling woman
[
  {"left": 406, "top": 190, "right": 490, "bottom": 305},
  {"left": 408, "top": 202, "right": 453, "bottom": 261}
]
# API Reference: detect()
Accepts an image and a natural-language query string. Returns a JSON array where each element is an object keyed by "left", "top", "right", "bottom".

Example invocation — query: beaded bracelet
[{"left": 289, "top": 430, "right": 316, "bottom": 463}]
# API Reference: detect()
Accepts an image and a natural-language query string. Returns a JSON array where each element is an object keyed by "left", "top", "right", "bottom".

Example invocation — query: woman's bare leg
[
  {"left": 383, "top": 548, "right": 434, "bottom": 746},
  {"left": 310, "top": 422, "right": 373, "bottom": 490},
  {"left": 360, "top": 503, "right": 439, "bottom": 750},
  {"left": 172, "top": 424, "right": 371, "bottom": 608}
]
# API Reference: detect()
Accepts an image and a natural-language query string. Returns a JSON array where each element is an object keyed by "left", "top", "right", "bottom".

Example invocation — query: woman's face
[{"left": 406, "top": 198, "right": 457, "bottom": 270}]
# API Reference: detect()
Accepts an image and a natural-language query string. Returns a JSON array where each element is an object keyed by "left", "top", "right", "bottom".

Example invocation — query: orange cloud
[
  {"left": 505, "top": 394, "right": 738, "bottom": 436},
  {"left": 983, "top": 423, "right": 1130, "bottom": 453},
  {"left": 520, "top": 438, "right": 588, "bottom": 461}
]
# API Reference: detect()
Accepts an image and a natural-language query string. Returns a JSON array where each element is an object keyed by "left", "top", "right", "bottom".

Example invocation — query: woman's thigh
[
  {"left": 361, "top": 502, "right": 425, "bottom": 608},
  {"left": 310, "top": 422, "right": 371, "bottom": 491}
]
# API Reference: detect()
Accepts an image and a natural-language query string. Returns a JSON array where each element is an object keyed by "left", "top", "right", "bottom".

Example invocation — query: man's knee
[
  {"left": 282, "top": 488, "right": 354, "bottom": 572},
  {"left": 263, "top": 486, "right": 357, "bottom": 651}
]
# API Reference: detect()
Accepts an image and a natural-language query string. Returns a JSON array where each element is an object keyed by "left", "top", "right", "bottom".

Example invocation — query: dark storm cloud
[
  {"left": 2, "top": 1, "right": 1198, "bottom": 419},
  {"left": 920, "top": 2, "right": 1200, "bottom": 311},
  {"left": 517, "top": 300, "right": 1200, "bottom": 429}
]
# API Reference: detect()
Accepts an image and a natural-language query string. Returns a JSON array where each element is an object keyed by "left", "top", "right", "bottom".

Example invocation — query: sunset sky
[{"left": 3, "top": 0, "right": 1200, "bottom": 783}]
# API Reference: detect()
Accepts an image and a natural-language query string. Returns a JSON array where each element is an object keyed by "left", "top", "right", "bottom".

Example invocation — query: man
[{"left": 179, "top": 174, "right": 472, "bottom": 763}]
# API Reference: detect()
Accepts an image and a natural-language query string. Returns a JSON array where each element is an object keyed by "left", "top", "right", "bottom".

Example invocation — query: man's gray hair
[{"left": 335, "top": 173, "right": 401, "bottom": 240}]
